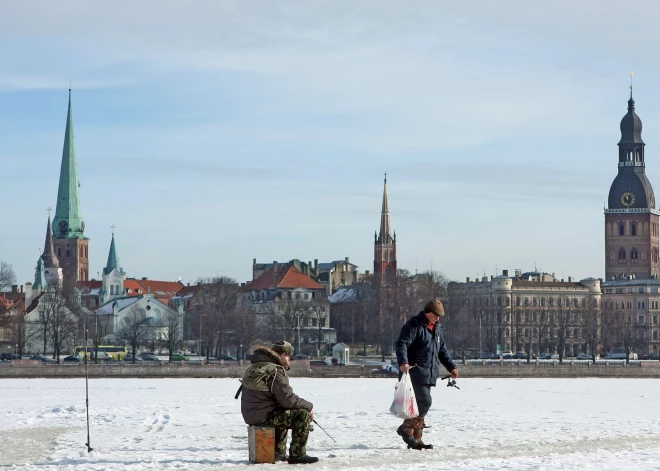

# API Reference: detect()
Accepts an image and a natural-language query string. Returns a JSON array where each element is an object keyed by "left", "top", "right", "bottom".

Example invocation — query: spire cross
[
  {"left": 111, "top": 225, "right": 116, "bottom": 235},
  {"left": 46, "top": 207, "right": 52, "bottom": 218},
  {"left": 384, "top": 172, "right": 387, "bottom": 183}
]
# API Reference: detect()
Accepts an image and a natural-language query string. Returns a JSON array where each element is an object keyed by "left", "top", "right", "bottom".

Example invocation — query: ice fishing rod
[
  {"left": 440, "top": 374, "right": 460, "bottom": 390},
  {"left": 83, "top": 329, "right": 93, "bottom": 453},
  {"left": 312, "top": 419, "right": 336, "bottom": 443}
]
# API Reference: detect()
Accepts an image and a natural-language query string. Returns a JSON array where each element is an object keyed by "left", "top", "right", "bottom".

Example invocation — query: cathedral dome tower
[{"left": 605, "top": 79, "right": 660, "bottom": 281}]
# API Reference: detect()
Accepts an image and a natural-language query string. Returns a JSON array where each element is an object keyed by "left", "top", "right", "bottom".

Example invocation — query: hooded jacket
[
  {"left": 240, "top": 347, "right": 313, "bottom": 425},
  {"left": 395, "top": 311, "right": 456, "bottom": 387}
]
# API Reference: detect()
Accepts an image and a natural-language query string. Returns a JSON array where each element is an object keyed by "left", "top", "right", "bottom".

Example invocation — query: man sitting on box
[{"left": 240, "top": 341, "right": 318, "bottom": 464}]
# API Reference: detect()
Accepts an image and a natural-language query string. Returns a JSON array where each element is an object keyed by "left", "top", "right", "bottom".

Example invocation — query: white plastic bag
[{"left": 389, "top": 372, "right": 419, "bottom": 419}]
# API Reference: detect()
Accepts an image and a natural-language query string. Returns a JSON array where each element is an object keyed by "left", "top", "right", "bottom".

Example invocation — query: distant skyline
[{"left": 3, "top": 1, "right": 660, "bottom": 287}]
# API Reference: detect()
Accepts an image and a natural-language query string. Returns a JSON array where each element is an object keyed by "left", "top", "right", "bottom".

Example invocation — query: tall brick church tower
[
  {"left": 605, "top": 84, "right": 660, "bottom": 281},
  {"left": 52, "top": 89, "right": 89, "bottom": 283},
  {"left": 374, "top": 174, "right": 397, "bottom": 284}
]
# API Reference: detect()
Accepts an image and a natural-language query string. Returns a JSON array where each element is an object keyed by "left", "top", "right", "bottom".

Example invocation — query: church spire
[
  {"left": 53, "top": 88, "right": 85, "bottom": 239},
  {"left": 33, "top": 257, "right": 47, "bottom": 291},
  {"left": 379, "top": 173, "right": 392, "bottom": 244},
  {"left": 41, "top": 216, "right": 60, "bottom": 269},
  {"left": 103, "top": 232, "right": 123, "bottom": 275}
]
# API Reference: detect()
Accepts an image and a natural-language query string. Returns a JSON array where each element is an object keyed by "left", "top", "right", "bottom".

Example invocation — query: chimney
[
  {"left": 20, "top": 285, "right": 24, "bottom": 293},
  {"left": 142, "top": 277, "right": 148, "bottom": 280},
  {"left": 568, "top": 276, "right": 572, "bottom": 282},
  {"left": 314, "top": 259, "right": 319, "bottom": 276},
  {"left": 345, "top": 257, "right": 349, "bottom": 262},
  {"left": 515, "top": 269, "right": 522, "bottom": 279},
  {"left": 187, "top": 283, "right": 190, "bottom": 286},
  {"left": 466, "top": 277, "right": 470, "bottom": 283},
  {"left": 502, "top": 270, "right": 508, "bottom": 277},
  {"left": 253, "top": 258, "right": 256, "bottom": 268},
  {"left": 11, "top": 285, "right": 18, "bottom": 293},
  {"left": 273, "top": 261, "right": 279, "bottom": 284},
  {"left": 365, "top": 270, "right": 370, "bottom": 276},
  {"left": 482, "top": 276, "right": 488, "bottom": 282}
]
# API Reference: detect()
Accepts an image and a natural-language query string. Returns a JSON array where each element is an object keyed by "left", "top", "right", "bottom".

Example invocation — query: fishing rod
[
  {"left": 83, "top": 328, "right": 93, "bottom": 453},
  {"left": 312, "top": 419, "right": 336, "bottom": 443}
]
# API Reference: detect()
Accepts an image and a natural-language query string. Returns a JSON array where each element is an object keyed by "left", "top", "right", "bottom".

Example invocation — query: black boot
[
  {"left": 288, "top": 454, "right": 319, "bottom": 464},
  {"left": 413, "top": 424, "right": 433, "bottom": 450},
  {"left": 397, "top": 425, "right": 420, "bottom": 449},
  {"left": 275, "top": 453, "right": 287, "bottom": 462}
]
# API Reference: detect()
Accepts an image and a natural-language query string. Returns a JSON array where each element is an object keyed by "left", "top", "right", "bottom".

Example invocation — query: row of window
[
  {"left": 56, "top": 245, "right": 88, "bottom": 259},
  {"left": 611, "top": 247, "right": 659, "bottom": 263}
]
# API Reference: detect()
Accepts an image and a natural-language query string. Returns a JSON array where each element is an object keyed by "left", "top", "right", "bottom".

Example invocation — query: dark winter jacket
[
  {"left": 395, "top": 311, "right": 456, "bottom": 387},
  {"left": 240, "top": 347, "right": 313, "bottom": 425}
]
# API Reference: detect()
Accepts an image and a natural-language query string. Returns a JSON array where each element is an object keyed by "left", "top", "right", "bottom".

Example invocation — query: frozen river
[{"left": 1, "top": 377, "right": 660, "bottom": 470}]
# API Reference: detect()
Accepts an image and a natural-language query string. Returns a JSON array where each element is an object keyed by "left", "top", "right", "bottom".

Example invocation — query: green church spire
[
  {"left": 33, "top": 257, "right": 47, "bottom": 291},
  {"left": 53, "top": 89, "right": 85, "bottom": 239},
  {"left": 103, "top": 234, "right": 123, "bottom": 275}
]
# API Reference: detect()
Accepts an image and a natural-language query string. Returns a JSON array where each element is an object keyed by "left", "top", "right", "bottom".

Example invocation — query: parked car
[
  {"left": 140, "top": 354, "right": 160, "bottom": 361},
  {"left": 310, "top": 359, "right": 332, "bottom": 366},
  {"left": 576, "top": 353, "right": 592, "bottom": 360},
  {"left": 217, "top": 354, "right": 237, "bottom": 361},
  {"left": 293, "top": 354, "right": 309, "bottom": 360},
  {"left": 371, "top": 364, "right": 400, "bottom": 377},
  {"left": 91, "top": 351, "right": 114, "bottom": 361},
  {"left": 138, "top": 352, "right": 155, "bottom": 359},
  {"left": 539, "top": 353, "right": 559, "bottom": 360},
  {"left": 29, "top": 354, "right": 57, "bottom": 363},
  {"left": 513, "top": 351, "right": 528, "bottom": 360},
  {"left": 0, "top": 353, "right": 20, "bottom": 361},
  {"left": 478, "top": 352, "right": 497, "bottom": 359},
  {"left": 62, "top": 355, "right": 82, "bottom": 363},
  {"left": 451, "top": 353, "right": 464, "bottom": 361},
  {"left": 170, "top": 353, "right": 189, "bottom": 361}
]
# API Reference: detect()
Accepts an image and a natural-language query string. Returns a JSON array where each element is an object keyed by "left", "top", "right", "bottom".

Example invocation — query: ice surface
[{"left": 1, "top": 377, "right": 660, "bottom": 470}]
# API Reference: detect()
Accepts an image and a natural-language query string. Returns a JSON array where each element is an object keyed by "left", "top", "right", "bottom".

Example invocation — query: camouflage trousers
[
  {"left": 259, "top": 407, "right": 312, "bottom": 457},
  {"left": 401, "top": 416, "right": 425, "bottom": 440}
]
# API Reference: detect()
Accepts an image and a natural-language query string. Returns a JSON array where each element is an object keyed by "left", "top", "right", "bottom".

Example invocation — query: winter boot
[
  {"left": 397, "top": 419, "right": 421, "bottom": 449},
  {"left": 413, "top": 417, "right": 433, "bottom": 450},
  {"left": 275, "top": 453, "right": 287, "bottom": 462},
  {"left": 287, "top": 454, "right": 319, "bottom": 464}
]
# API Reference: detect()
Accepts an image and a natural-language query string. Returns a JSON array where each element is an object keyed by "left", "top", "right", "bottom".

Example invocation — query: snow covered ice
[{"left": 2, "top": 377, "right": 660, "bottom": 470}]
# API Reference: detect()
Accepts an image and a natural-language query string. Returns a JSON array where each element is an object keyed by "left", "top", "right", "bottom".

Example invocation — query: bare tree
[
  {"left": 160, "top": 310, "right": 183, "bottom": 362},
  {"left": 39, "top": 284, "right": 79, "bottom": 358},
  {"left": 0, "top": 261, "right": 16, "bottom": 294},
  {"left": 581, "top": 295, "right": 602, "bottom": 360},
  {"left": 554, "top": 302, "right": 572, "bottom": 363},
  {"left": 7, "top": 310, "right": 32, "bottom": 357},
  {"left": 197, "top": 277, "right": 238, "bottom": 357},
  {"left": 117, "top": 305, "right": 150, "bottom": 361},
  {"left": 231, "top": 305, "right": 260, "bottom": 359},
  {"left": 263, "top": 298, "right": 308, "bottom": 347}
]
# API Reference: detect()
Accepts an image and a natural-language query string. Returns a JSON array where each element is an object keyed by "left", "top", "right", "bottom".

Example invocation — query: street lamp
[{"left": 240, "top": 344, "right": 243, "bottom": 360}]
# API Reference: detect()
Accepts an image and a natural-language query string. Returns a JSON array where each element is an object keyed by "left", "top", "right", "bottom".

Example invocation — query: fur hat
[
  {"left": 271, "top": 340, "right": 293, "bottom": 356},
  {"left": 424, "top": 299, "right": 445, "bottom": 317}
]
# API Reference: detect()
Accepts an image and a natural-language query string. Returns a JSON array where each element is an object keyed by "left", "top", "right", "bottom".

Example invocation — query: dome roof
[{"left": 608, "top": 171, "right": 655, "bottom": 209}]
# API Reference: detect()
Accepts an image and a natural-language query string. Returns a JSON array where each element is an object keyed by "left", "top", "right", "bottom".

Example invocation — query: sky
[{"left": 3, "top": 1, "right": 660, "bottom": 287}]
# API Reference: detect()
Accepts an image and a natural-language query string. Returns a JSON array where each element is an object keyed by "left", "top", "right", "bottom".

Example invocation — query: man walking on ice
[
  {"left": 395, "top": 299, "right": 458, "bottom": 450},
  {"left": 240, "top": 340, "right": 318, "bottom": 464}
]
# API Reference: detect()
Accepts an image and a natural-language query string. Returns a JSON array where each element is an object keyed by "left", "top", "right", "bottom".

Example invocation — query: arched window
[
  {"left": 116, "top": 285, "right": 120, "bottom": 295},
  {"left": 66, "top": 249, "right": 71, "bottom": 258},
  {"left": 610, "top": 250, "right": 616, "bottom": 260},
  {"left": 619, "top": 224, "right": 625, "bottom": 236},
  {"left": 110, "top": 285, "right": 114, "bottom": 295},
  {"left": 57, "top": 248, "right": 61, "bottom": 257},
  {"left": 386, "top": 266, "right": 391, "bottom": 280},
  {"left": 632, "top": 222, "right": 637, "bottom": 236},
  {"left": 632, "top": 248, "right": 639, "bottom": 260},
  {"left": 619, "top": 248, "right": 626, "bottom": 260}
]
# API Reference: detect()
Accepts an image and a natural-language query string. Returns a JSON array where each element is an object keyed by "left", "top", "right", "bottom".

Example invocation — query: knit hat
[
  {"left": 424, "top": 299, "right": 445, "bottom": 317},
  {"left": 271, "top": 340, "right": 293, "bottom": 356}
]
